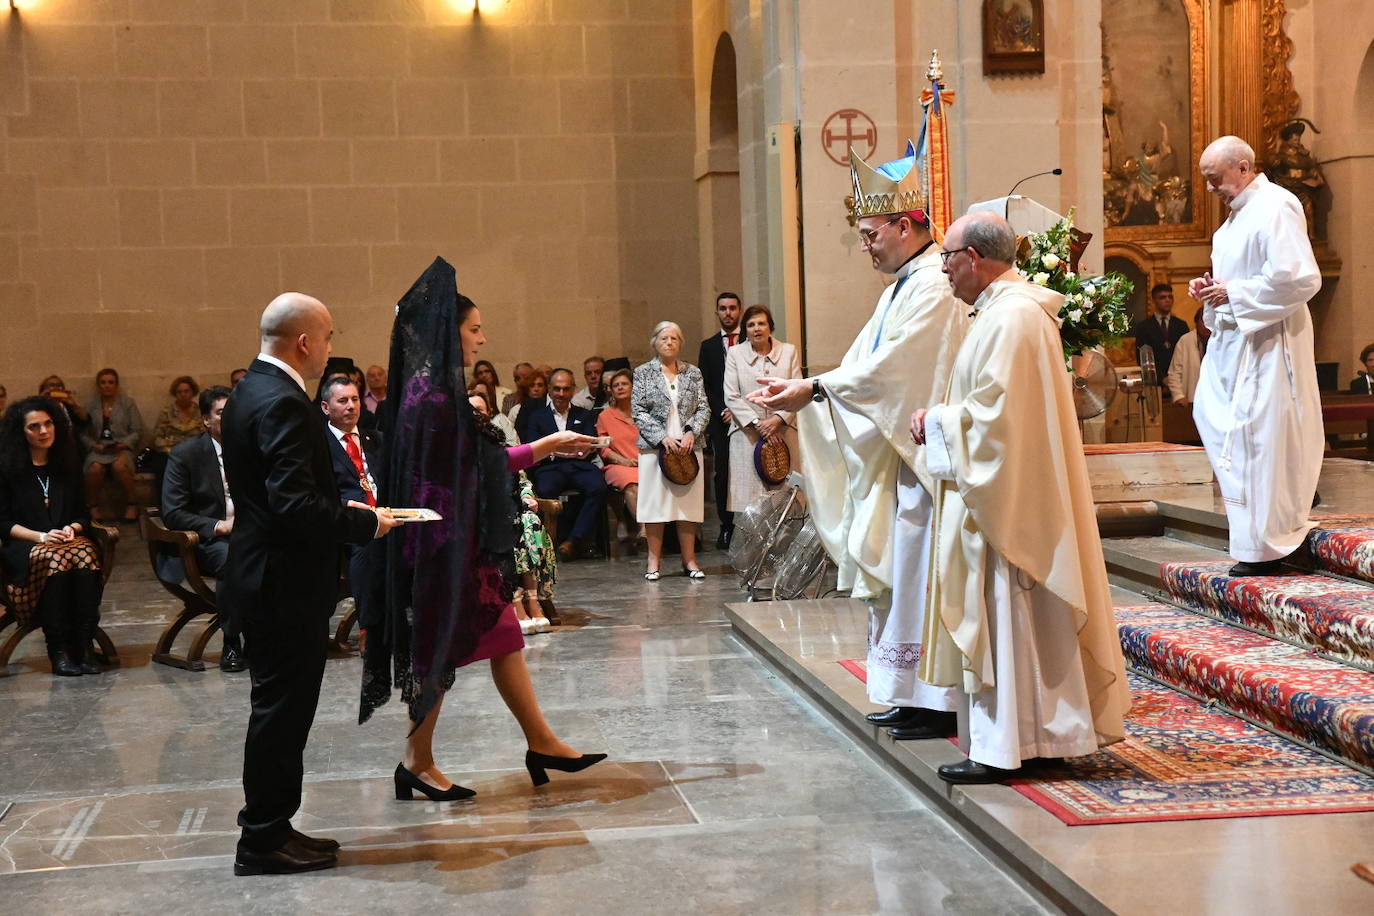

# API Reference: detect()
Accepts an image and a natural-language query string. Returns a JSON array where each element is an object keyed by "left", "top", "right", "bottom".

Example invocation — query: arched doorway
[{"left": 698, "top": 33, "right": 743, "bottom": 316}]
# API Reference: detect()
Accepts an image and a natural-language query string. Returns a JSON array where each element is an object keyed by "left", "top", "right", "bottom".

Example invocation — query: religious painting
[
  {"left": 982, "top": 0, "right": 1045, "bottom": 75},
  {"left": 1102, "top": 0, "right": 1207, "bottom": 241}
]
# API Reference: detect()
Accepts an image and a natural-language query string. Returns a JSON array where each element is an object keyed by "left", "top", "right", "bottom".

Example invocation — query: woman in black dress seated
[{"left": 0, "top": 397, "right": 105, "bottom": 676}]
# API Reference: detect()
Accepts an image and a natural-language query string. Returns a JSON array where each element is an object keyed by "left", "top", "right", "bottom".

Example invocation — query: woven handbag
[
  {"left": 657, "top": 445, "right": 700, "bottom": 485},
  {"left": 754, "top": 438, "right": 791, "bottom": 485}
]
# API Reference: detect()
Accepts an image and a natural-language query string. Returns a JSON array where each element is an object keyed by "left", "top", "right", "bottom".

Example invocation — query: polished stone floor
[{"left": 0, "top": 540, "right": 1050, "bottom": 914}]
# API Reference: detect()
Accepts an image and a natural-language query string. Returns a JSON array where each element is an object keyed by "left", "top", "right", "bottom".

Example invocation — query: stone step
[
  {"left": 1115, "top": 601, "right": 1374, "bottom": 771},
  {"left": 1104, "top": 535, "right": 1374, "bottom": 669}
]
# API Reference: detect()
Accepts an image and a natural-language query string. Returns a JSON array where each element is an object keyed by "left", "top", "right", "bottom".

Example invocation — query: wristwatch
[{"left": 811, "top": 379, "right": 826, "bottom": 402}]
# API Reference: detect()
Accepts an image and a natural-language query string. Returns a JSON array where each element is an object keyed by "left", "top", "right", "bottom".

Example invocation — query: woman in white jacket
[{"left": 722, "top": 305, "right": 801, "bottom": 512}]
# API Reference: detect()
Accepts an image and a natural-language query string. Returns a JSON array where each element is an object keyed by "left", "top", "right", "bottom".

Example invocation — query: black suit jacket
[
  {"left": 521, "top": 403, "right": 599, "bottom": 480},
  {"left": 1130, "top": 314, "right": 1189, "bottom": 379},
  {"left": 161, "top": 433, "right": 227, "bottom": 544},
  {"left": 697, "top": 332, "right": 728, "bottom": 424},
  {"left": 325, "top": 425, "right": 385, "bottom": 506},
  {"left": 219, "top": 359, "right": 377, "bottom": 634},
  {"left": 1350, "top": 374, "right": 1373, "bottom": 395}
]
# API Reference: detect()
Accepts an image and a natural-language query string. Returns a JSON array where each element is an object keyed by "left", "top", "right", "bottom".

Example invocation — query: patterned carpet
[
  {"left": 1160, "top": 560, "right": 1374, "bottom": 668},
  {"left": 1116, "top": 602, "right": 1374, "bottom": 769},
  {"left": 840, "top": 661, "right": 1374, "bottom": 825},
  {"left": 1309, "top": 526, "right": 1374, "bottom": 586}
]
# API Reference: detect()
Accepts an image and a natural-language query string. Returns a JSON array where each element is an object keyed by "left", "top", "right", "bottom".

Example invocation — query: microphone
[{"left": 1008, "top": 168, "right": 1063, "bottom": 197}]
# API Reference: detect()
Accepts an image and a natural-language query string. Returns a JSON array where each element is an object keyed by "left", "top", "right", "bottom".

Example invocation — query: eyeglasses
[
  {"left": 939, "top": 245, "right": 981, "bottom": 266},
  {"left": 857, "top": 216, "right": 901, "bottom": 248}
]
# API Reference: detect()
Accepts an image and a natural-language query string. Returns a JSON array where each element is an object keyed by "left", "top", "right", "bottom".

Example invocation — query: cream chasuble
[
  {"left": 796, "top": 247, "right": 968, "bottom": 708},
  {"left": 920, "top": 272, "right": 1129, "bottom": 765},
  {"left": 1192, "top": 174, "right": 1323, "bottom": 562}
]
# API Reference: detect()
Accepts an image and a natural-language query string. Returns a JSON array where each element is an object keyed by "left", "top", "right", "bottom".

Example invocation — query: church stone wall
[{"left": 0, "top": 0, "right": 700, "bottom": 421}]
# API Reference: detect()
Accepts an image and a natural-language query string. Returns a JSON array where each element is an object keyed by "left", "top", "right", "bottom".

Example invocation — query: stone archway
[{"left": 697, "top": 32, "right": 744, "bottom": 307}]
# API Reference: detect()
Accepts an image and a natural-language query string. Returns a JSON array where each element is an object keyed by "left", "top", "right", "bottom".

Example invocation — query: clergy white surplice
[
  {"left": 796, "top": 246, "right": 968, "bottom": 709},
  {"left": 1193, "top": 173, "right": 1323, "bottom": 562}
]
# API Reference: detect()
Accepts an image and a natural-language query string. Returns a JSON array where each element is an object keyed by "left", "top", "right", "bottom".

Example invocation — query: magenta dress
[{"left": 451, "top": 442, "right": 536, "bottom": 666}]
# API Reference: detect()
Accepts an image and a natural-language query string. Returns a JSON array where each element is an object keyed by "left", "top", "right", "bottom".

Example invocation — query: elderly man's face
[
  {"left": 584, "top": 360, "right": 604, "bottom": 392},
  {"left": 1200, "top": 153, "right": 1252, "bottom": 207},
  {"left": 939, "top": 230, "right": 981, "bottom": 305},
  {"left": 549, "top": 371, "right": 576, "bottom": 412},
  {"left": 365, "top": 365, "right": 386, "bottom": 391}
]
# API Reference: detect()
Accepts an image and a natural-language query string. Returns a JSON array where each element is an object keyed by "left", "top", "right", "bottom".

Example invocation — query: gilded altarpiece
[{"left": 1101, "top": 0, "right": 1313, "bottom": 287}]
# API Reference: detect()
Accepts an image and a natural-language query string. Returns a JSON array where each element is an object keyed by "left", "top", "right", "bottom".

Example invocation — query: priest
[
  {"left": 912, "top": 211, "right": 1130, "bottom": 784},
  {"left": 1188, "top": 135, "right": 1323, "bottom": 576},
  {"left": 750, "top": 143, "right": 968, "bottom": 740}
]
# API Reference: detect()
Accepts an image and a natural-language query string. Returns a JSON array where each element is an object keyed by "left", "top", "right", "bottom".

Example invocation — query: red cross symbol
[{"left": 821, "top": 109, "right": 877, "bottom": 166}]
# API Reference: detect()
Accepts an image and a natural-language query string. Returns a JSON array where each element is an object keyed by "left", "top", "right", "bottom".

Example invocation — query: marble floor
[{"left": 0, "top": 540, "right": 1051, "bottom": 915}]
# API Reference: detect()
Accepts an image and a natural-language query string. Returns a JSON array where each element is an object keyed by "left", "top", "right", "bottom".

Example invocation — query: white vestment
[
  {"left": 921, "top": 272, "right": 1130, "bottom": 768},
  {"left": 796, "top": 247, "right": 968, "bottom": 708},
  {"left": 1164, "top": 329, "right": 1205, "bottom": 404},
  {"left": 1193, "top": 174, "right": 1323, "bottom": 562}
]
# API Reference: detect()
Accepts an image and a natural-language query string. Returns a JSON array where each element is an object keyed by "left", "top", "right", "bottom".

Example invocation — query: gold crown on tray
[{"left": 845, "top": 140, "right": 929, "bottom": 225}]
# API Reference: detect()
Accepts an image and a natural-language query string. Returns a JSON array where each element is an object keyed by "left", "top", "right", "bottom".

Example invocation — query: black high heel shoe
[
  {"left": 525, "top": 750, "right": 608, "bottom": 787},
  {"left": 393, "top": 763, "right": 476, "bottom": 801}
]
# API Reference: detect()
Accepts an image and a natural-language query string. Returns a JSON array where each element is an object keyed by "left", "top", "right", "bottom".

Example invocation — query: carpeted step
[
  {"left": 1160, "top": 560, "right": 1374, "bottom": 669},
  {"left": 1309, "top": 525, "right": 1374, "bottom": 586},
  {"left": 1116, "top": 602, "right": 1374, "bottom": 770}
]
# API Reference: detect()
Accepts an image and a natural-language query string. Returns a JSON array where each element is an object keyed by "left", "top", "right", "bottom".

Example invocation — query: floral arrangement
[{"left": 1016, "top": 209, "right": 1134, "bottom": 360}]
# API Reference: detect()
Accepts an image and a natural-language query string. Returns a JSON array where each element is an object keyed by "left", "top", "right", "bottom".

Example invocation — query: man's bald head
[
  {"left": 259, "top": 292, "right": 334, "bottom": 379},
  {"left": 942, "top": 212, "right": 1018, "bottom": 305},
  {"left": 1199, "top": 135, "right": 1258, "bottom": 207},
  {"left": 1200, "top": 135, "right": 1255, "bottom": 170}
]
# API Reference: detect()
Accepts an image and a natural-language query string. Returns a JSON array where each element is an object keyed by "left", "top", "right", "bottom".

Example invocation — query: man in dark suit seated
[
  {"left": 524, "top": 367, "right": 607, "bottom": 559},
  {"left": 161, "top": 385, "right": 244, "bottom": 672},
  {"left": 320, "top": 376, "right": 385, "bottom": 651},
  {"left": 220, "top": 292, "right": 398, "bottom": 876},
  {"left": 1129, "top": 283, "right": 1190, "bottom": 387}
]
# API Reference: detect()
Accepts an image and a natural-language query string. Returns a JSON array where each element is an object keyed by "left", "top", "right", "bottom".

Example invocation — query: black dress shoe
[
  {"left": 936, "top": 758, "right": 1022, "bottom": 784},
  {"left": 716, "top": 526, "right": 733, "bottom": 550},
  {"left": 1228, "top": 559, "right": 1284, "bottom": 578},
  {"left": 233, "top": 836, "right": 337, "bottom": 876},
  {"left": 290, "top": 828, "right": 340, "bottom": 854},
  {"left": 220, "top": 646, "right": 247, "bottom": 672},
  {"left": 865, "top": 706, "right": 923, "bottom": 728},
  {"left": 889, "top": 710, "right": 957, "bottom": 740}
]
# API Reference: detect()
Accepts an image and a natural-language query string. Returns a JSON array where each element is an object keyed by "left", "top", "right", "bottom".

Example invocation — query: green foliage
[{"left": 1016, "top": 209, "right": 1134, "bottom": 360}]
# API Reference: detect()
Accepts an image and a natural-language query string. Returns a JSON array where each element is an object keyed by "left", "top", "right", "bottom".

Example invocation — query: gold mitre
[{"left": 845, "top": 140, "right": 929, "bottom": 225}]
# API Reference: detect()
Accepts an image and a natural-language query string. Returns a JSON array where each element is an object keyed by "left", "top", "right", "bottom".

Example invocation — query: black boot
[
  {"left": 70, "top": 571, "right": 104, "bottom": 674},
  {"left": 39, "top": 577, "right": 81, "bottom": 677},
  {"left": 44, "top": 626, "right": 82, "bottom": 677}
]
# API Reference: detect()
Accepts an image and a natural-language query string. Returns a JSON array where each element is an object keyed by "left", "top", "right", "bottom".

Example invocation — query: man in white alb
[
  {"left": 751, "top": 143, "right": 969, "bottom": 740},
  {"left": 1188, "top": 135, "right": 1323, "bottom": 577},
  {"left": 912, "top": 211, "right": 1130, "bottom": 784}
]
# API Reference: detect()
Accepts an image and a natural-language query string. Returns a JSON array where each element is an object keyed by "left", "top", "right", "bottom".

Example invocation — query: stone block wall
[{"left": 0, "top": 0, "right": 700, "bottom": 423}]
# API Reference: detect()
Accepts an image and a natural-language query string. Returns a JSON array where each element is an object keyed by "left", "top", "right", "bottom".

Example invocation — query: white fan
[
  {"left": 1070, "top": 349, "right": 1119, "bottom": 420},
  {"left": 770, "top": 518, "right": 833, "bottom": 600}
]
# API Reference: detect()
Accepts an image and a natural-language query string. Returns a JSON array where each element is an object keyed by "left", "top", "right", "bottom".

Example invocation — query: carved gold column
[{"left": 1218, "top": 0, "right": 1297, "bottom": 153}]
